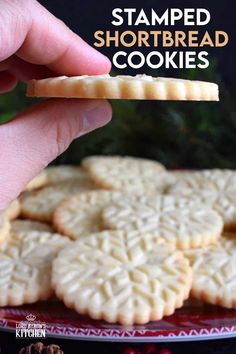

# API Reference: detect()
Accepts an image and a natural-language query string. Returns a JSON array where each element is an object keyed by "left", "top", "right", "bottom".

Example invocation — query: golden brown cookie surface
[{"left": 27, "top": 75, "right": 219, "bottom": 101}]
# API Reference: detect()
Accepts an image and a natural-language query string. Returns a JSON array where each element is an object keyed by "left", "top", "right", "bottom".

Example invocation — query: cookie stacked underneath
[{"left": 0, "top": 156, "right": 236, "bottom": 325}]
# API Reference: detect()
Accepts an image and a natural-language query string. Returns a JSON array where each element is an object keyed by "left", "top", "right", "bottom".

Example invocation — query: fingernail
[{"left": 77, "top": 103, "right": 111, "bottom": 137}]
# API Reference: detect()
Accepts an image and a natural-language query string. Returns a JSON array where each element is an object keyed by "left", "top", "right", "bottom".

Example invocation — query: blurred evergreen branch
[
  {"left": 1, "top": 61, "right": 236, "bottom": 169},
  {"left": 0, "top": 82, "right": 35, "bottom": 124}
]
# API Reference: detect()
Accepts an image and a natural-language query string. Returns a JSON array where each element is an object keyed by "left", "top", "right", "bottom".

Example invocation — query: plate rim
[
  {"left": 2, "top": 325, "right": 236, "bottom": 342},
  {"left": 2, "top": 318, "right": 236, "bottom": 342}
]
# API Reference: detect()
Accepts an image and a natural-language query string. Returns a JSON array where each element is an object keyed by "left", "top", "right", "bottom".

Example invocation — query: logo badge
[{"left": 16, "top": 314, "right": 46, "bottom": 339}]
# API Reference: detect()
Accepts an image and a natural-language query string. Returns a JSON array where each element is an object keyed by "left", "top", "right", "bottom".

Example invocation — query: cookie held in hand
[{"left": 27, "top": 74, "right": 219, "bottom": 101}]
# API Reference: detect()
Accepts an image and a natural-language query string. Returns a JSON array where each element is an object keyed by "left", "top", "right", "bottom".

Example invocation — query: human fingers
[
  {"left": 0, "top": 0, "right": 111, "bottom": 75},
  {"left": 0, "top": 98, "right": 112, "bottom": 212}
]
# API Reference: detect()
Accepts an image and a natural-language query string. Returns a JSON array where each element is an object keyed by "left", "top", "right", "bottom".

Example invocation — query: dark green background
[{"left": 1, "top": 1, "right": 236, "bottom": 169}]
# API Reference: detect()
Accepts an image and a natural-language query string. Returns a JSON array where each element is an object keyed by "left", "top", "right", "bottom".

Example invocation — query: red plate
[{"left": 1, "top": 300, "right": 236, "bottom": 342}]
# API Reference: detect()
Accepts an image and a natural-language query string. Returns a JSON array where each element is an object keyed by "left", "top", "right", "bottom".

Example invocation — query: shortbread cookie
[
  {"left": 168, "top": 188, "right": 236, "bottom": 231},
  {"left": 0, "top": 230, "right": 70, "bottom": 306},
  {"left": 168, "top": 169, "right": 236, "bottom": 194},
  {"left": 53, "top": 190, "right": 125, "bottom": 240},
  {"left": 167, "top": 170, "right": 236, "bottom": 231},
  {"left": 82, "top": 155, "right": 174, "bottom": 194},
  {"left": 27, "top": 75, "right": 219, "bottom": 101},
  {"left": 102, "top": 196, "right": 223, "bottom": 249},
  {"left": 5, "top": 200, "right": 21, "bottom": 220},
  {"left": 21, "top": 180, "right": 94, "bottom": 223},
  {"left": 45, "top": 165, "right": 89, "bottom": 185},
  {"left": 52, "top": 231, "right": 192, "bottom": 325},
  {"left": 24, "top": 170, "right": 47, "bottom": 191},
  {"left": 0, "top": 215, "right": 10, "bottom": 243},
  {"left": 184, "top": 233, "right": 236, "bottom": 308},
  {"left": 82, "top": 155, "right": 165, "bottom": 174},
  {"left": 11, "top": 220, "right": 54, "bottom": 233}
]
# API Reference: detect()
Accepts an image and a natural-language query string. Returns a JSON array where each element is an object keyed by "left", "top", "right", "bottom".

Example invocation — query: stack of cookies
[{"left": 0, "top": 156, "right": 236, "bottom": 325}]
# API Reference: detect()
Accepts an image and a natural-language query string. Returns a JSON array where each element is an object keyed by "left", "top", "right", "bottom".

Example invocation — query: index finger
[{"left": 0, "top": 0, "right": 111, "bottom": 76}]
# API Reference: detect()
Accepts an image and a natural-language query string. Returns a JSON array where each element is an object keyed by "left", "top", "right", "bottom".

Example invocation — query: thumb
[{"left": 0, "top": 98, "right": 111, "bottom": 212}]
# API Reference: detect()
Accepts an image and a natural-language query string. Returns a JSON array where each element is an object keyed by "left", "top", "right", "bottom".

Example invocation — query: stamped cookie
[
  {"left": 102, "top": 195, "right": 223, "bottom": 249},
  {"left": 168, "top": 169, "right": 236, "bottom": 194},
  {"left": 0, "top": 215, "right": 10, "bottom": 244},
  {"left": 52, "top": 230, "right": 192, "bottom": 325},
  {"left": 82, "top": 155, "right": 174, "bottom": 194},
  {"left": 169, "top": 189, "right": 236, "bottom": 231},
  {"left": 184, "top": 233, "right": 236, "bottom": 308},
  {"left": 0, "top": 230, "right": 69, "bottom": 306},
  {"left": 5, "top": 200, "right": 21, "bottom": 220},
  {"left": 45, "top": 165, "right": 90, "bottom": 185},
  {"left": 167, "top": 170, "right": 236, "bottom": 231},
  {"left": 21, "top": 180, "right": 94, "bottom": 223},
  {"left": 53, "top": 190, "right": 125, "bottom": 240},
  {"left": 27, "top": 75, "right": 219, "bottom": 101},
  {"left": 11, "top": 219, "right": 54, "bottom": 233},
  {"left": 24, "top": 170, "right": 47, "bottom": 191}
]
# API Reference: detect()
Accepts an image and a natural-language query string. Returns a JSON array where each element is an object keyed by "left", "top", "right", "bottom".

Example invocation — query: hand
[{"left": 0, "top": 0, "right": 112, "bottom": 213}]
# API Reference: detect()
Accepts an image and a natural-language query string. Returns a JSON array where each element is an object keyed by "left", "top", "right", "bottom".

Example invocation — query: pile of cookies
[{"left": 0, "top": 156, "right": 236, "bottom": 325}]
